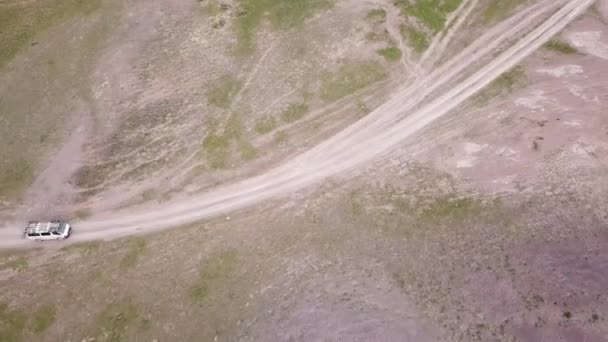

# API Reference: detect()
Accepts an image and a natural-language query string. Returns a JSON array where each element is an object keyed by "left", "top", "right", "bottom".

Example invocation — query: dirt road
[{"left": 0, "top": 0, "right": 594, "bottom": 248}]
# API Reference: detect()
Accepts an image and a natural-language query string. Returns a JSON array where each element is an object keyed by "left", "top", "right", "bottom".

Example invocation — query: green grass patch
[
  {"left": 281, "top": 103, "right": 309, "bottom": 123},
  {"left": 420, "top": 195, "right": 481, "bottom": 221},
  {"left": 475, "top": 65, "right": 526, "bottom": 103},
  {"left": 234, "top": 0, "right": 332, "bottom": 55},
  {"left": 543, "top": 39, "right": 578, "bottom": 54},
  {"left": 483, "top": 0, "right": 526, "bottom": 24},
  {"left": 394, "top": 0, "right": 463, "bottom": 33},
  {"left": 202, "top": 112, "right": 256, "bottom": 168},
  {"left": 401, "top": 25, "right": 429, "bottom": 53},
  {"left": 95, "top": 301, "right": 139, "bottom": 342},
  {"left": 273, "top": 130, "right": 289, "bottom": 145},
  {"left": 377, "top": 46, "right": 402, "bottom": 62},
  {"left": 320, "top": 61, "right": 387, "bottom": 102},
  {"left": 0, "top": 0, "right": 102, "bottom": 69},
  {"left": 0, "top": 303, "right": 27, "bottom": 342},
  {"left": 366, "top": 8, "right": 387, "bottom": 24},
  {"left": 202, "top": 132, "right": 232, "bottom": 169},
  {"left": 31, "top": 304, "right": 56, "bottom": 334},
  {"left": 207, "top": 75, "right": 242, "bottom": 109},
  {"left": 254, "top": 115, "right": 277, "bottom": 134},
  {"left": 61, "top": 241, "right": 100, "bottom": 256},
  {"left": 189, "top": 250, "right": 239, "bottom": 302},
  {"left": 119, "top": 238, "right": 147, "bottom": 270}
]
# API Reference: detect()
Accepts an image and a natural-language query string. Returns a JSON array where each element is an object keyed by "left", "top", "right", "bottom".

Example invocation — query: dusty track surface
[{"left": 0, "top": 0, "right": 595, "bottom": 248}]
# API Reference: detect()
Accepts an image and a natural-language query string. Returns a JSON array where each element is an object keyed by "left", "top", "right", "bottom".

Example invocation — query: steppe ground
[{"left": 1, "top": 0, "right": 608, "bottom": 341}]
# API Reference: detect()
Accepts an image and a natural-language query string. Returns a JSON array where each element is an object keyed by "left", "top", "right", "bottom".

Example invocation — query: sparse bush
[
  {"left": 544, "top": 39, "right": 578, "bottom": 54},
  {"left": 401, "top": 25, "right": 429, "bottom": 53},
  {"left": 254, "top": 115, "right": 277, "bottom": 134},
  {"left": 377, "top": 46, "right": 402, "bottom": 62},
  {"left": 281, "top": 103, "right": 309, "bottom": 123}
]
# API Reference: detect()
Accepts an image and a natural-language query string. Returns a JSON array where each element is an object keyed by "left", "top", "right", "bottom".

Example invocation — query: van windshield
[{"left": 56, "top": 224, "right": 66, "bottom": 234}]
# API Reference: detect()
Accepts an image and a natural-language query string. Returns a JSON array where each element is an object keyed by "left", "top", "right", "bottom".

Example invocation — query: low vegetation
[
  {"left": 200, "top": 0, "right": 229, "bottom": 17},
  {"left": 0, "top": 303, "right": 27, "bottom": 342},
  {"left": 377, "top": 47, "right": 402, "bottom": 62},
  {"left": 189, "top": 250, "right": 239, "bottom": 302},
  {"left": 366, "top": 8, "right": 387, "bottom": 24},
  {"left": 273, "top": 130, "right": 289, "bottom": 145},
  {"left": 420, "top": 195, "right": 481, "bottom": 221},
  {"left": 320, "top": 61, "right": 387, "bottom": 102},
  {"left": 394, "top": 0, "right": 462, "bottom": 32},
  {"left": 0, "top": 255, "right": 29, "bottom": 272},
  {"left": 475, "top": 65, "right": 526, "bottom": 103},
  {"left": 119, "top": 238, "right": 147, "bottom": 270},
  {"left": 366, "top": 30, "right": 391, "bottom": 42},
  {"left": 62, "top": 241, "right": 100, "bottom": 256},
  {"left": 401, "top": 25, "right": 429, "bottom": 53},
  {"left": 281, "top": 103, "right": 309, "bottom": 123},
  {"left": 95, "top": 301, "right": 139, "bottom": 342},
  {"left": 234, "top": 0, "right": 332, "bottom": 55},
  {"left": 0, "top": 302, "right": 56, "bottom": 341},
  {"left": 238, "top": 140, "right": 258, "bottom": 161},
  {"left": 0, "top": 159, "right": 33, "bottom": 199},
  {"left": 544, "top": 39, "right": 578, "bottom": 54},
  {"left": 254, "top": 115, "right": 277, "bottom": 134},
  {"left": 202, "top": 132, "right": 232, "bottom": 169},
  {"left": 0, "top": 0, "right": 102, "bottom": 69},
  {"left": 202, "top": 112, "right": 258, "bottom": 168},
  {"left": 207, "top": 75, "right": 242, "bottom": 109},
  {"left": 482, "top": 0, "right": 526, "bottom": 24},
  {"left": 31, "top": 304, "right": 56, "bottom": 334}
]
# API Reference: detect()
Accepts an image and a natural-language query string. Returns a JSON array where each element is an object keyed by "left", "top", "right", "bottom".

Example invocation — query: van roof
[{"left": 25, "top": 221, "right": 63, "bottom": 235}]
